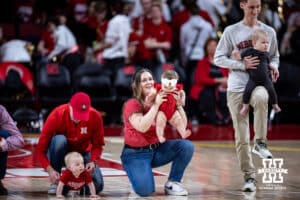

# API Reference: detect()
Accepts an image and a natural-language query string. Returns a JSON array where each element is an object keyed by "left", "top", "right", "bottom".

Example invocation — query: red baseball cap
[{"left": 70, "top": 92, "right": 91, "bottom": 121}]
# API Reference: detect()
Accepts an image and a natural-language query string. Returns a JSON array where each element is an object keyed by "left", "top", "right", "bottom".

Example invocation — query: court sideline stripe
[{"left": 195, "top": 143, "right": 300, "bottom": 152}]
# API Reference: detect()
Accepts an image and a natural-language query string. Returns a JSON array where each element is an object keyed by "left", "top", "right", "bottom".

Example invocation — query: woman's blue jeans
[
  {"left": 121, "top": 139, "right": 194, "bottom": 196},
  {"left": 47, "top": 134, "right": 104, "bottom": 193},
  {"left": 0, "top": 130, "right": 10, "bottom": 180}
]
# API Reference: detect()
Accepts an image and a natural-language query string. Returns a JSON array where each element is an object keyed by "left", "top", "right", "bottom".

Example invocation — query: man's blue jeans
[
  {"left": 121, "top": 139, "right": 194, "bottom": 196},
  {"left": 0, "top": 130, "right": 10, "bottom": 180},
  {"left": 47, "top": 134, "right": 104, "bottom": 193}
]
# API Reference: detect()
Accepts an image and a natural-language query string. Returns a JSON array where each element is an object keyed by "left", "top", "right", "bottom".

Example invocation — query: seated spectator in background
[
  {"left": 131, "top": 0, "right": 153, "bottom": 36},
  {"left": 0, "top": 40, "right": 33, "bottom": 64},
  {"left": 189, "top": 38, "right": 230, "bottom": 125},
  {"left": 179, "top": 2, "right": 215, "bottom": 92},
  {"left": 128, "top": 0, "right": 153, "bottom": 67},
  {"left": 0, "top": 105, "right": 25, "bottom": 195},
  {"left": 88, "top": 0, "right": 110, "bottom": 64},
  {"left": 85, "top": 1, "right": 100, "bottom": 30},
  {"left": 46, "top": 15, "right": 78, "bottom": 61},
  {"left": 92, "top": 1, "right": 110, "bottom": 42},
  {"left": 46, "top": 15, "right": 80, "bottom": 73},
  {"left": 37, "top": 20, "right": 56, "bottom": 60},
  {"left": 280, "top": 11, "right": 300, "bottom": 64},
  {"left": 143, "top": 2, "right": 172, "bottom": 65},
  {"left": 130, "top": 0, "right": 171, "bottom": 23},
  {"left": 68, "top": 0, "right": 101, "bottom": 48},
  {"left": 96, "top": 0, "right": 133, "bottom": 81}
]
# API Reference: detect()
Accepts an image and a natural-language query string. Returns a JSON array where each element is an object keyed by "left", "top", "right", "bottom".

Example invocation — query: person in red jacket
[
  {"left": 144, "top": 2, "right": 173, "bottom": 64},
  {"left": 36, "top": 92, "right": 105, "bottom": 195},
  {"left": 189, "top": 38, "right": 230, "bottom": 125},
  {"left": 56, "top": 152, "right": 99, "bottom": 198},
  {"left": 129, "top": 2, "right": 173, "bottom": 67}
]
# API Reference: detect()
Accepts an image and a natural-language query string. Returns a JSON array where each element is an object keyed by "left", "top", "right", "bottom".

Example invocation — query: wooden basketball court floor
[{"left": 2, "top": 125, "right": 300, "bottom": 200}]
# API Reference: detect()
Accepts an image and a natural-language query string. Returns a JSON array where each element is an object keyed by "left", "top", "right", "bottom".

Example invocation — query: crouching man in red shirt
[{"left": 36, "top": 92, "right": 105, "bottom": 195}]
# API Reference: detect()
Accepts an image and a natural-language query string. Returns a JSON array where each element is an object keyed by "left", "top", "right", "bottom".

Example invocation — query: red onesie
[
  {"left": 154, "top": 83, "right": 183, "bottom": 120},
  {"left": 60, "top": 169, "right": 92, "bottom": 190}
]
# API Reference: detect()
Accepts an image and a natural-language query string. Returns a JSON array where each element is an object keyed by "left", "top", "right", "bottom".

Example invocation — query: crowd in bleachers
[{"left": 0, "top": 0, "right": 300, "bottom": 128}]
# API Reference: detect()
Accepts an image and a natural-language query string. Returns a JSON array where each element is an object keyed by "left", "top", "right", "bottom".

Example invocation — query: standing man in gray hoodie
[{"left": 214, "top": 0, "right": 279, "bottom": 192}]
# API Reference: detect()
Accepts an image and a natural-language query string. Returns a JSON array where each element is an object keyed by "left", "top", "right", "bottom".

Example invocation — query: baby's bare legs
[
  {"left": 169, "top": 111, "right": 191, "bottom": 139},
  {"left": 240, "top": 103, "right": 250, "bottom": 116},
  {"left": 156, "top": 111, "right": 167, "bottom": 143}
]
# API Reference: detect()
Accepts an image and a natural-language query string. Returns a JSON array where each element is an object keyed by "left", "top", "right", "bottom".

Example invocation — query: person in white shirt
[
  {"left": 98, "top": 0, "right": 133, "bottom": 82},
  {"left": 180, "top": 3, "right": 215, "bottom": 92},
  {"left": 47, "top": 16, "right": 78, "bottom": 61},
  {"left": 45, "top": 15, "right": 80, "bottom": 74}
]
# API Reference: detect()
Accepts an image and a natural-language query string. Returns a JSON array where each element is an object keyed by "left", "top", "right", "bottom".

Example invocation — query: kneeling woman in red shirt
[{"left": 121, "top": 68, "right": 194, "bottom": 197}]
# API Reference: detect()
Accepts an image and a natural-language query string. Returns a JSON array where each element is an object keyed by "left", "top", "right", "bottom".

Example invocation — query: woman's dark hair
[{"left": 131, "top": 68, "right": 154, "bottom": 101}]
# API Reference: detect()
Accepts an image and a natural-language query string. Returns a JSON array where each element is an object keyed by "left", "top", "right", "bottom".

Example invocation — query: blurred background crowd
[{"left": 0, "top": 0, "right": 299, "bottom": 131}]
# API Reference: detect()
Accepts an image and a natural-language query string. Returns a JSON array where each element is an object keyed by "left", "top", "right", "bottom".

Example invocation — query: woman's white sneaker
[{"left": 164, "top": 181, "right": 188, "bottom": 196}]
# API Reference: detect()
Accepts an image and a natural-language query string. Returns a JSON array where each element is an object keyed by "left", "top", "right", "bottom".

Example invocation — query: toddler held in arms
[
  {"left": 147, "top": 70, "right": 191, "bottom": 143},
  {"left": 232, "top": 29, "right": 281, "bottom": 116}
]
